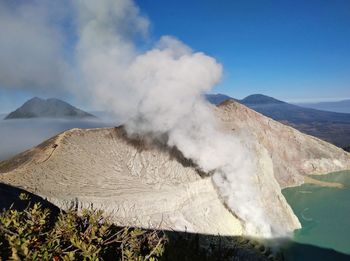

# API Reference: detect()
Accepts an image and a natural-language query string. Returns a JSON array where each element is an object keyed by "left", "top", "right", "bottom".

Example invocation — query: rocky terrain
[
  {"left": 4, "top": 97, "right": 95, "bottom": 119},
  {"left": 216, "top": 101, "right": 350, "bottom": 188},
  {"left": 207, "top": 93, "right": 350, "bottom": 149},
  {"left": 0, "top": 101, "right": 349, "bottom": 238}
]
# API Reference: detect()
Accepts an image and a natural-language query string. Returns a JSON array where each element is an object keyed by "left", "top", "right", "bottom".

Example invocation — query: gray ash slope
[{"left": 4, "top": 97, "right": 95, "bottom": 119}]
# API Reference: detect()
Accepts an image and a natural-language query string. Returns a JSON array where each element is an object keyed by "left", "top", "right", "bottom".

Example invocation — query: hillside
[
  {"left": 1, "top": 101, "right": 349, "bottom": 239},
  {"left": 215, "top": 101, "right": 350, "bottom": 186},
  {"left": 206, "top": 93, "right": 350, "bottom": 148},
  {"left": 4, "top": 97, "right": 95, "bottom": 119},
  {"left": 240, "top": 94, "right": 350, "bottom": 125}
]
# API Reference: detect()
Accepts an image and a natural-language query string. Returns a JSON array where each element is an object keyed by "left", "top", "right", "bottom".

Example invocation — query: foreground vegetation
[
  {"left": 0, "top": 193, "right": 165, "bottom": 260},
  {"left": 0, "top": 193, "right": 279, "bottom": 260}
]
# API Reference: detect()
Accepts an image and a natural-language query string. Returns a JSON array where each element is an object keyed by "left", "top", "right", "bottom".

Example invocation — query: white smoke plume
[
  {"left": 73, "top": 0, "right": 274, "bottom": 237},
  {"left": 1, "top": 0, "right": 284, "bottom": 237}
]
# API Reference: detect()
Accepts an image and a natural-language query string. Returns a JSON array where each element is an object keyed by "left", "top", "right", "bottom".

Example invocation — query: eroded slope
[
  {"left": 216, "top": 101, "right": 350, "bottom": 188},
  {"left": 0, "top": 127, "right": 243, "bottom": 236}
]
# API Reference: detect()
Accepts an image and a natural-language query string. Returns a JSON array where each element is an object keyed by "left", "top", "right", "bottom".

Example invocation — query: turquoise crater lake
[{"left": 282, "top": 171, "right": 350, "bottom": 258}]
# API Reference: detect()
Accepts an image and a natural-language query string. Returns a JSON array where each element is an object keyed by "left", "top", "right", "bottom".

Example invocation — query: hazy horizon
[
  {"left": 0, "top": 117, "right": 117, "bottom": 161},
  {"left": 1, "top": 93, "right": 350, "bottom": 115}
]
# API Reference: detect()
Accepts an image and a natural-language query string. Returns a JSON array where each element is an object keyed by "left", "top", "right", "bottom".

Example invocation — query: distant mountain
[
  {"left": 296, "top": 99, "right": 350, "bottom": 114},
  {"left": 206, "top": 93, "right": 285, "bottom": 106},
  {"left": 205, "top": 94, "right": 235, "bottom": 105},
  {"left": 240, "top": 94, "right": 285, "bottom": 105},
  {"left": 240, "top": 94, "right": 350, "bottom": 125},
  {"left": 4, "top": 97, "right": 95, "bottom": 120},
  {"left": 206, "top": 93, "right": 350, "bottom": 149}
]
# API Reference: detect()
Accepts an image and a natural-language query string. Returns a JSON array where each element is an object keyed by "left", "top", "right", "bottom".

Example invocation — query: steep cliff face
[
  {"left": 1, "top": 101, "right": 349, "bottom": 237},
  {"left": 216, "top": 101, "right": 350, "bottom": 188}
]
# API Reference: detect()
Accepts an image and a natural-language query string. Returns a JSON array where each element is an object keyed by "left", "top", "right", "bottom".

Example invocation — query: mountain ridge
[
  {"left": 206, "top": 93, "right": 350, "bottom": 149},
  {"left": 240, "top": 94, "right": 285, "bottom": 105},
  {"left": 204, "top": 93, "right": 235, "bottom": 105}
]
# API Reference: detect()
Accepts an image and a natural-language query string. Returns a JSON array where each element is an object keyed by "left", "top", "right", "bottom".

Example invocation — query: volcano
[
  {"left": 4, "top": 97, "right": 95, "bottom": 119},
  {"left": 1, "top": 101, "right": 349, "bottom": 237}
]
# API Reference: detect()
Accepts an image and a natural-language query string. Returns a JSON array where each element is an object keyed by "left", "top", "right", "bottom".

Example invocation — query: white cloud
[
  {"left": 74, "top": 0, "right": 277, "bottom": 237},
  {"left": 0, "top": 1, "right": 69, "bottom": 92}
]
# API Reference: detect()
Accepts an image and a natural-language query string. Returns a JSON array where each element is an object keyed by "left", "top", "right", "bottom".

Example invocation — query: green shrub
[{"left": 0, "top": 194, "right": 165, "bottom": 260}]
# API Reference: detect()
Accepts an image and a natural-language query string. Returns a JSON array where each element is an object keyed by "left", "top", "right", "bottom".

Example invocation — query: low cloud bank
[{"left": 0, "top": 118, "right": 113, "bottom": 161}]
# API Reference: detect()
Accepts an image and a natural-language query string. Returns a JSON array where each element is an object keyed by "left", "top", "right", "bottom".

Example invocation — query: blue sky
[
  {"left": 0, "top": 0, "right": 350, "bottom": 113},
  {"left": 136, "top": 0, "right": 350, "bottom": 102}
]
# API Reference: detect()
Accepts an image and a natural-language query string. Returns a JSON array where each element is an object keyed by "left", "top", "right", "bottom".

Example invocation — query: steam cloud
[
  {"left": 74, "top": 0, "right": 273, "bottom": 237},
  {"left": 1, "top": 0, "right": 284, "bottom": 237}
]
